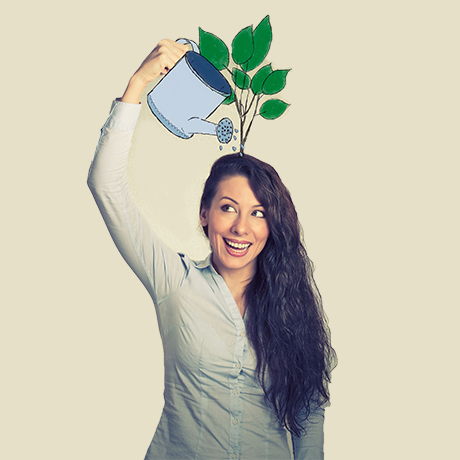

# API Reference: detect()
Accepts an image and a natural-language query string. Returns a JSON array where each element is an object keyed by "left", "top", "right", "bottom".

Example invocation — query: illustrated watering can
[{"left": 147, "top": 39, "right": 234, "bottom": 144}]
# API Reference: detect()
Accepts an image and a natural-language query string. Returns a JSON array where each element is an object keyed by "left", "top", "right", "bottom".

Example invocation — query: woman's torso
[{"left": 145, "top": 254, "right": 292, "bottom": 460}]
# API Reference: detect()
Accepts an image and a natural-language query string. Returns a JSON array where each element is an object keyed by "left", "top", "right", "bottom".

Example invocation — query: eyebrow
[{"left": 220, "top": 196, "right": 263, "bottom": 207}]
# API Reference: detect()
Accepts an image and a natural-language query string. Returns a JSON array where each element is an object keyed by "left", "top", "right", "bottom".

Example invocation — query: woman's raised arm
[{"left": 87, "top": 40, "right": 189, "bottom": 305}]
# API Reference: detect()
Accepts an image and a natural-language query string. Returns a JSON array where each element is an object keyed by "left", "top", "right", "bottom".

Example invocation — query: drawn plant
[{"left": 198, "top": 15, "right": 290, "bottom": 155}]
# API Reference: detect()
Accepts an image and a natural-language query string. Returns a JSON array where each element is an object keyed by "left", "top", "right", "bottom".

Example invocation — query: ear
[{"left": 200, "top": 208, "right": 208, "bottom": 227}]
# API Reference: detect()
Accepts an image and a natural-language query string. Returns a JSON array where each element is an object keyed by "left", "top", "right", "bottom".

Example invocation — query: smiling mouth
[{"left": 224, "top": 238, "right": 252, "bottom": 252}]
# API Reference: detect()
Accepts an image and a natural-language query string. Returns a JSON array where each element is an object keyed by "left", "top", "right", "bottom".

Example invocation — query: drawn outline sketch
[{"left": 147, "top": 15, "right": 291, "bottom": 156}]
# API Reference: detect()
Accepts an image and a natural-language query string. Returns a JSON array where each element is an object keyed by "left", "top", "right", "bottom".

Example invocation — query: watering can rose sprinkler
[{"left": 147, "top": 39, "right": 236, "bottom": 148}]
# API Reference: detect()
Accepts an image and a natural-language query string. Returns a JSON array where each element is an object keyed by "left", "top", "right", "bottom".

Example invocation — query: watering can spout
[{"left": 187, "top": 117, "right": 234, "bottom": 143}]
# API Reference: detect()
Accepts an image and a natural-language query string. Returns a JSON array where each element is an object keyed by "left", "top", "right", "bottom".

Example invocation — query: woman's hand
[{"left": 121, "top": 39, "right": 189, "bottom": 104}]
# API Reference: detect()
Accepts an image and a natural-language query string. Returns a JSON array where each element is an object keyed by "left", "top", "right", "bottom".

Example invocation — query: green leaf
[
  {"left": 251, "top": 64, "right": 272, "bottom": 95},
  {"left": 198, "top": 27, "right": 229, "bottom": 70},
  {"left": 262, "top": 69, "right": 290, "bottom": 95},
  {"left": 241, "top": 15, "right": 272, "bottom": 72},
  {"left": 232, "top": 68, "right": 251, "bottom": 90},
  {"left": 222, "top": 88, "right": 235, "bottom": 105},
  {"left": 232, "top": 26, "right": 254, "bottom": 65},
  {"left": 259, "top": 99, "right": 290, "bottom": 120}
]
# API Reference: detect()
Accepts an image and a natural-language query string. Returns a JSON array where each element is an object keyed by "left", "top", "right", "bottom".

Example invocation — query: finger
[
  {"left": 162, "top": 40, "right": 188, "bottom": 64},
  {"left": 158, "top": 53, "right": 178, "bottom": 72},
  {"left": 139, "top": 40, "right": 188, "bottom": 79},
  {"left": 172, "top": 41, "right": 190, "bottom": 54}
]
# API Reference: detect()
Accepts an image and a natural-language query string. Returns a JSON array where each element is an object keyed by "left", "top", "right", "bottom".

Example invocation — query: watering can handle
[{"left": 176, "top": 38, "right": 199, "bottom": 53}]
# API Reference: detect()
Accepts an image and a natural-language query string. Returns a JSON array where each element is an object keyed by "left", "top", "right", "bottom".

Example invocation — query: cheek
[
  {"left": 257, "top": 222, "right": 270, "bottom": 243},
  {"left": 206, "top": 216, "right": 224, "bottom": 244},
  {"left": 208, "top": 211, "right": 232, "bottom": 234}
]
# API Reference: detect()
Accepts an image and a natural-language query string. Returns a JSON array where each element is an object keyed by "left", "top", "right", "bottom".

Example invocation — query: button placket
[
  {"left": 209, "top": 269, "right": 247, "bottom": 460},
  {"left": 228, "top": 325, "right": 246, "bottom": 460}
]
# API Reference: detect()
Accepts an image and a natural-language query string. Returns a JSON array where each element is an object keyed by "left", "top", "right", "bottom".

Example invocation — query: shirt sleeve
[
  {"left": 291, "top": 406, "right": 326, "bottom": 460},
  {"left": 87, "top": 99, "right": 188, "bottom": 305}
]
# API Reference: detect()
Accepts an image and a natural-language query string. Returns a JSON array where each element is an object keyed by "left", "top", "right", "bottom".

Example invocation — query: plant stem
[
  {"left": 242, "top": 94, "right": 262, "bottom": 147},
  {"left": 222, "top": 66, "right": 261, "bottom": 155},
  {"left": 243, "top": 93, "right": 257, "bottom": 117}
]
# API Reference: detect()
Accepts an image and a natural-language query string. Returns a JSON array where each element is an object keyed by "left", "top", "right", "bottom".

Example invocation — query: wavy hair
[{"left": 200, "top": 153, "right": 337, "bottom": 437}]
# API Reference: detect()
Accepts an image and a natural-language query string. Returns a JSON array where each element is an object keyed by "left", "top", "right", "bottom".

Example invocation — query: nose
[{"left": 231, "top": 213, "right": 249, "bottom": 236}]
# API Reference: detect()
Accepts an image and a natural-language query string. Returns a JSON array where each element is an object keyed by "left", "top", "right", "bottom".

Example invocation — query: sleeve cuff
[{"left": 103, "top": 99, "right": 142, "bottom": 131}]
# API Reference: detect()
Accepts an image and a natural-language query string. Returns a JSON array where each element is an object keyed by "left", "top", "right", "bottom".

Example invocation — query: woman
[{"left": 88, "top": 39, "right": 336, "bottom": 460}]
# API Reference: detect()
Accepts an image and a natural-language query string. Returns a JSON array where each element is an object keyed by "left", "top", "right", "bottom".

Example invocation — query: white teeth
[{"left": 225, "top": 239, "right": 251, "bottom": 250}]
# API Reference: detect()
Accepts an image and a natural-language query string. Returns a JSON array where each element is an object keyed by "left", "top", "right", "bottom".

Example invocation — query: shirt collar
[{"left": 193, "top": 252, "right": 213, "bottom": 270}]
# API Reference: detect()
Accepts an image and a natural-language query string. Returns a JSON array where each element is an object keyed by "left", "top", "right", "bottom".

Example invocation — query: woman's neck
[{"left": 211, "top": 258, "right": 253, "bottom": 318}]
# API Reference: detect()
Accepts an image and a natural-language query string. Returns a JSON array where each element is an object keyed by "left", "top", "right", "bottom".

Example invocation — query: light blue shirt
[{"left": 88, "top": 100, "right": 326, "bottom": 460}]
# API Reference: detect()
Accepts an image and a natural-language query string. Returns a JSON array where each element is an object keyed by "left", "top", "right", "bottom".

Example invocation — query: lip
[{"left": 223, "top": 237, "right": 252, "bottom": 257}]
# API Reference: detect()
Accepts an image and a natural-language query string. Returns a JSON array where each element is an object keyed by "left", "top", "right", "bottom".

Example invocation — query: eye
[
  {"left": 252, "top": 209, "right": 265, "bottom": 218},
  {"left": 221, "top": 204, "right": 236, "bottom": 213}
]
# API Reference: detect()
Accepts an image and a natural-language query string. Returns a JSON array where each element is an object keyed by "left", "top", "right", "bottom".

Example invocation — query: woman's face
[{"left": 200, "top": 175, "right": 270, "bottom": 280}]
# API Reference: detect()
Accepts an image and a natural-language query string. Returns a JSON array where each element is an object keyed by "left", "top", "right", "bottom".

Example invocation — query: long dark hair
[{"left": 200, "top": 153, "right": 337, "bottom": 437}]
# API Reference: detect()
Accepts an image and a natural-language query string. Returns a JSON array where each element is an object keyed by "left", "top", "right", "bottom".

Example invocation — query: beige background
[{"left": 1, "top": 1, "right": 459, "bottom": 459}]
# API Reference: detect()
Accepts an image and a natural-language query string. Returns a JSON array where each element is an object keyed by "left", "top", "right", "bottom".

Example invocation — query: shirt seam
[
  {"left": 118, "top": 170, "right": 158, "bottom": 303},
  {"left": 193, "top": 337, "right": 207, "bottom": 460}
]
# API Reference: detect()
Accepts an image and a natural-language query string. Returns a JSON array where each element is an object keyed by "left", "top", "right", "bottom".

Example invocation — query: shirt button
[
  {"left": 240, "top": 331, "right": 245, "bottom": 337},
  {"left": 233, "top": 389, "right": 238, "bottom": 395},
  {"left": 232, "top": 419, "right": 238, "bottom": 425},
  {"left": 232, "top": 454, "right": 237, "bottom": 459},
  {"left": 236, "top": 362, "right": 241, "bottom": 369}
]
